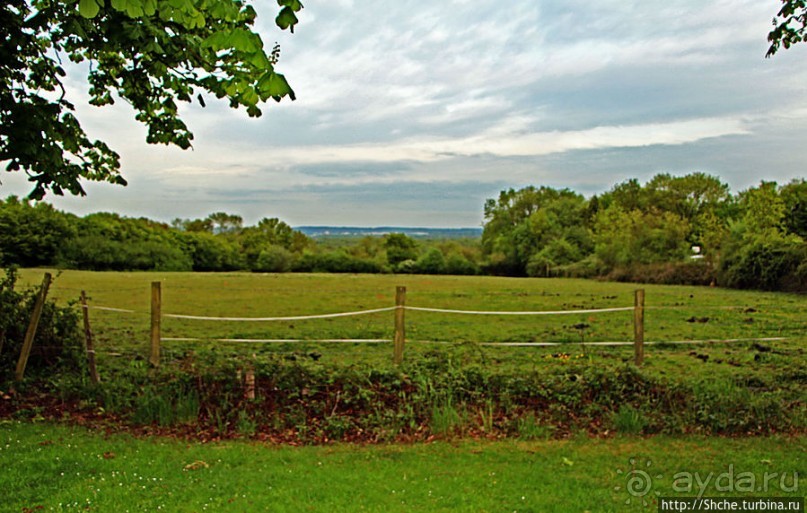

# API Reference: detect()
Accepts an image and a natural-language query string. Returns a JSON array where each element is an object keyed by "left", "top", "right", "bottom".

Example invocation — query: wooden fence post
[
  {"left": 393, "top": 286, "right": 406, "bottom": 365},
  {"left": 150, "top": 281, "right": 161, "bottom": 367},
  {"left": 80, "top": 291, "right": 100, "bottom": 384},
  {"left": 633, "top": 289, "right": 645, "bottom": 366},
  {"left": 15, "top": 273, "right": 52, "bottom": 382}
]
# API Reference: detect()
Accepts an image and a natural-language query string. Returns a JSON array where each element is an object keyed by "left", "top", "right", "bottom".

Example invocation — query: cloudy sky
[{"left": 4, "top": 0, "right": 807, "bottom": 227}]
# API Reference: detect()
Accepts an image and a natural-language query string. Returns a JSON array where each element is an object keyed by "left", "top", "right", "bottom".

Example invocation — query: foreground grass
[{"left": 1, "top": 422, "right": 803, "bottom": 513}]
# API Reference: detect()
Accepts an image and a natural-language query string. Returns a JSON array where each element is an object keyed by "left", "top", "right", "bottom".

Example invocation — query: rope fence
[{"left": 76, "top": 281, "right": 794, "bottom": 368}]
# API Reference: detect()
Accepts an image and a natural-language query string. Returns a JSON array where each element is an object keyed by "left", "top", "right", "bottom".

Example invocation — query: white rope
[
  {"left": 90, "top": 306, "right": 138, "bottom": 313},
  {"left": 162, "top": 337, "right": 389, "bottom": 344},
  {"left": 405, "top": 306, "right": 634, "bottom": 316},
  {"left": 163, "top": 306, "right": 397, "bottom": 322},
  {"left": 479, "top": 337, "right": 786, "bottom": 347}
]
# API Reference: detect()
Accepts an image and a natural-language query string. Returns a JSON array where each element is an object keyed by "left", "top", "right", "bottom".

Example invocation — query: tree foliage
[
  {"left": 2, "top": 172, "right": 807, "bottom": 291},
  {"left": 767, "top": 0, "right": 807, "bottom": 57},
  {"left": 1, "top": 0, "right": 302, "bottom": 198},
  {"left": 479, "top": 173, "right": 806, "bottom": 290},
  {"left": 482, "top": 186, "right": 592, "bottom": 276}
]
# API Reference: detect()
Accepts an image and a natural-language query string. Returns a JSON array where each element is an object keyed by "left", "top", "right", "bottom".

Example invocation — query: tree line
[
  {"left": 1, "top": 173, "right": 805, "bottom": 291},
  {"left": 0, "top": 199, "right": 481, "bottom": 275},
  {"left": 482, "top": 173, "right": 807, "bottom": 291}
]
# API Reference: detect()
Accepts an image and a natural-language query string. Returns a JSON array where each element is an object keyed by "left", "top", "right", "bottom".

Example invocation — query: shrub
[
  {"left": 293, "top": 251, "right": 385, "bottom": 274},
  {"left": 0, "top": 269, "right": 84, "bottom": 380},
  {"left": 605, "top": 261, "right": 716, "bottom": 286},
  {"left": 444, "top": 254, "right": 478, "bottom": 275},
  {"left": 719, "top": 235, "right": 806, "bottom": 291},
  {"left": 253, "top": 245, "right": 294, "bottom": 273},
  {"left": 413, "top": 248, "right": 447, "bottom": 274},
  {"left": 611, "top": 404, "right": 647, "bottom": 434}
]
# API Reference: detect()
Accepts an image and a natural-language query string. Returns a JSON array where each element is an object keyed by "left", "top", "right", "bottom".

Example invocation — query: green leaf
[
  {"left": 275, "top": 6, "right": 298, "bottom": 32},
  {"left": 230, "top": 29, "right": 258, "bottom": 52},
  {"left": 78, "top": 0, "right": 101, "bottom": 18},
  {"left": 143, "top": 0, "right": 157, "bottom": 15},
  {"left": 258, "top": 71, "right": 295, "bottom": 102},
  {"left": 278, "top": 0, "right": 304, "bottom": 11},
  {"left": 126, "top": 2, "right": 145, "bottom": 18},
  {"left": 241, "top": 87, "right": 259, "bottom": 106}
]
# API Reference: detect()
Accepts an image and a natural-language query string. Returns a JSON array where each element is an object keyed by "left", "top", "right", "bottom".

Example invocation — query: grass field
[
  {"left": 15, "top": 269, "right": 807, "bottom": 374},
  {"left": 1, "top": 422, "right": 803, "bottom": 513},
  {"left": 4, "top": 271, "right": 805, "bottom": 510}
]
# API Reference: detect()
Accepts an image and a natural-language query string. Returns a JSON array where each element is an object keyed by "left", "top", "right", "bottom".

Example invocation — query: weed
[
  {"left": 516, "top": 411, "right": 555, "bottom": 440},
  {"left": 430, "top": 398, "right": 465, "bottom": 436},
  {"left": 235, "top": 410, "right": 257, "bottom": 436},
  {"left": 611, "top": 404, "right": 646, "bottom": 435}
]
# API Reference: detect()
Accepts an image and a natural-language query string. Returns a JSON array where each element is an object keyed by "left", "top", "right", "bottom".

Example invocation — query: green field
[
  {"left": 4, "top": 271, "right": 805, "bottom": 510},
  {"left": 1, "top": 422, "right": 803, "bottom": 513},
  {"left": 17, "top": 269, "right": 807, "bottom": 346},
  {"left": 15, "top": 269, "right": 807, "bottom": 373}
]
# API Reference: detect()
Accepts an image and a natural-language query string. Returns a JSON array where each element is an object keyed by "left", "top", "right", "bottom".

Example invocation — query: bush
[
  {"left": 413, "top": 248, "right": 446, "bottom": 274},
  {"left": 605, "top": 261, "right": 716, "bottom": 286},
  {"left": 253, "top": 245, "right": 294, "bottom": 273},
  {"left": 293, "top": 251, "right": 385, "bottom": 274},
  {"left": 444, "top": 254, "right": 478, "bottom": 275},
  {"left": 719, "top": 236, "right": 806, "bottom": 291},
  {"left": 0, "top": 268, "right": 84, "bottom": 380},
  {"left": 59, "top": 236, "right": 193, "bottom": 271},
  {"left": 181, "top": 232, "right": 242, "bottom": 271}
]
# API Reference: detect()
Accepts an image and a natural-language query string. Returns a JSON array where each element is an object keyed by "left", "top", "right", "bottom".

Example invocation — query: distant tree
[
  {"left": 254, "top": 244, "right": 294, "bottom": 273},
  {"left": 413, "top": 247, "right": 446, "bottom": 275},
  {"left": 781, "top": 179, "right": 807, "bottom": 238},
  {"left": 767, "top": 0, "right": 807, "bottom": 57},
  {"left": 180, "top": 218, "right": 215, "bottom": 233},
  {"left": 59, "top": 212, "right": 193, "bottom": 270},
  {"left": 482, "top": 186, "right": 590, "bottom": 275},
  {"left": 180, "top": 231, "right": 242, "bottom": 271},
  {"left": 0, "top": 196, "right": 76, "bottom": 266},
  {"left": 593, "top": 205, "right": 691, "bottom": 268},
  {"left": 240, "top": 217, "right": 309, "bottom": 268},
  {"left": 207, "top": 212, "right": 244, "bottom": 234},
  {"left": 737, "top": 182, "right": 788, "bottom": 237},
  {"left": 384, "top": 233, "right": 419, "bottom": 267},
  {"left": 1, "top": 0, "right": 302, "bottom": 198}
]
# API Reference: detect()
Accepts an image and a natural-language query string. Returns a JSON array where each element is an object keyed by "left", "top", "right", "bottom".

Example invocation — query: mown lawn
[{"left": 1, "top": 422, "right": 803, "bottom": 513}]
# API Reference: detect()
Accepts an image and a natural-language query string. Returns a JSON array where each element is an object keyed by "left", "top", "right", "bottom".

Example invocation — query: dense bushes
[
  {"left": 0, "top": 197, "right": 76, "bottom": 267},
  {"left": 606, "top": 261, "right": 716, "bottom": 286},
  {"left": 719, "top": 235, "right": 807, "bottom": 291},
  {"left": 482, "top": 176, "right": 807, "bottom": 291},
  {"left": 32, "top": 349, "right": 804, "bottom": 441},
  {"left": 0, "top": 268, "right": 84, "bottom": 379},
  {"left": 293, "top": 251, "right": 387, "bottom": 274}
]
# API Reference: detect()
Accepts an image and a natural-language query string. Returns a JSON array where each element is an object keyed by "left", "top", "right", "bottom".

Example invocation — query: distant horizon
[{"left": 296, "top": 225, "right": 484, "bottom": 230}]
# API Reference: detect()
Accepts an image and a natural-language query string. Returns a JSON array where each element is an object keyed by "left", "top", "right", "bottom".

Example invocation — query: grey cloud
[{"left": 3, "top": 0, "right": 807, "bottom": 228}]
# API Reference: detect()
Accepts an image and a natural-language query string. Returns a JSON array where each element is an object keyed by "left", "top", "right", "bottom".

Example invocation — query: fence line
[
  {"left": 163, "top": 306, "right": 398, "bottom": 322},
  {"left": 405, "top": 306, "right": 634, "bottom": 315},
  {"left": 163, "top": 337, "right": 389, "bottom": 344},
  {"left": 477, "top": 337, "right": 786, "bottom": 347},
  {"left": 82, "top": 283, "right": 794, "bottom": 367},
  {"left": 91, "top": 306, "right": 139, "bottom": 314},
  {"left": 89, "top": 303, "right": 792, "bottom": 317},
  {"left": 90, "top": 304, "right": 635, "bottom": 319}
]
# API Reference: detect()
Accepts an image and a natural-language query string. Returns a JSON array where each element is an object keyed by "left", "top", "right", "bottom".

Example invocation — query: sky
[{"left": 3, "top": 0, "right": 807, "bottom": 227}]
